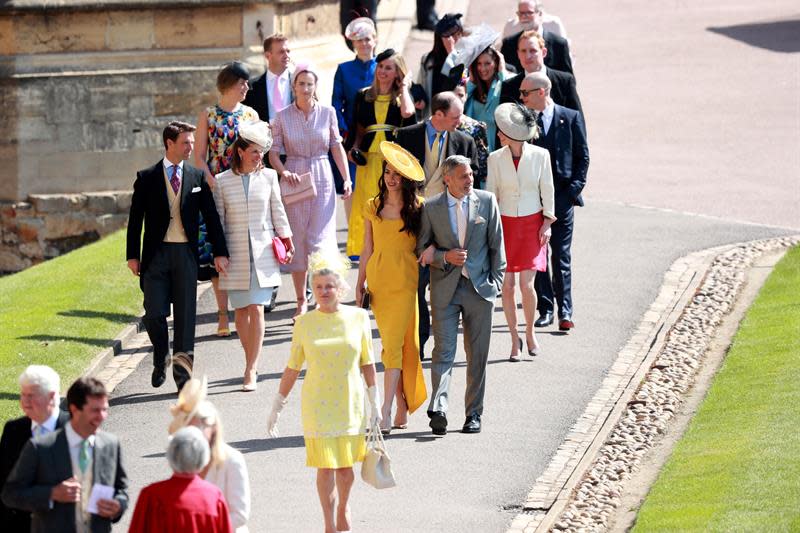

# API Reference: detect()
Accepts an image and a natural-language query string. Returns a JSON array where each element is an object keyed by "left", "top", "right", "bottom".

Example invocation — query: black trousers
[
  {"left": 416, "top": 0, "right": 438, "bottom": 27},
  {"left": 141, "top": 243, "right": 197, "bottom": 368},
  {"left": 535, "top": 206, "right": 574, "bottom": 318},
  {"left": 417, "top": 264, "right": 430, "bottom": 357}
]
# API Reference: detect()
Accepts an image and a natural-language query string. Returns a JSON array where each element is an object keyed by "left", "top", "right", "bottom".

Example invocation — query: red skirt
[{"left": 501, "top": 212, "right": 547, "bottom": 273}]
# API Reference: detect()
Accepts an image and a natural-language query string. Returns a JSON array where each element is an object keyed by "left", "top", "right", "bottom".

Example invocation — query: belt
[
  {"left": 365, "top": 124, "right": 398, "bottom": 134},
  {"left": 285, "top": 155, "right": 328, "bottom": 161}
]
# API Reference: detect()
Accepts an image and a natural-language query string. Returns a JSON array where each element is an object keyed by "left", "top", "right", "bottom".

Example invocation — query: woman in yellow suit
[
  {"left": 355, "top": 142, "right": 427, "bottom": 434},
  {"left": 345, "top": 49, "right": 416, "bottom": 258}
]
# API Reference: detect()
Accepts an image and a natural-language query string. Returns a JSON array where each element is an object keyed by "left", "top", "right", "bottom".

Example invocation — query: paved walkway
[{"left": 101, "top": 0, "right": 798, "bottom": 531}]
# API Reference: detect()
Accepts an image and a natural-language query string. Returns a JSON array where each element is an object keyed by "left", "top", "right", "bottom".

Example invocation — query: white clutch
[{"left": 361, "top": 423, "right": 396, "bottom": 489}]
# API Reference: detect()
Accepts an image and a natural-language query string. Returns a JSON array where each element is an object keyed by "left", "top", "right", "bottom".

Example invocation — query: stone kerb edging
[{"left": 507, "top": 235, "right": 799, "bottom": 533}]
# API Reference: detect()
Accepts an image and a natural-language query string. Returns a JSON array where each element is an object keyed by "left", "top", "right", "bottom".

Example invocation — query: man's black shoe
[
  {"left": 429, "top": 411, "right": 448, "bottom": 435},
  {"left": 462, "top": 414, "right": 481, "bottom": 434},
  {"left": 534, "top": 312, "right": 554, "bottom": 327},
  {"left": 559, "top": 315, "right": 574, "bottom": 331},
  {"left": 151, "top": 366, "right": 167, "bottom": 388}
]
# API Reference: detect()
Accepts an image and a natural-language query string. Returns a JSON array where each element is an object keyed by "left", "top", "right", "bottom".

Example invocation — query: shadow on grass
[
  {"left": 19, "top": 334, "right": 118, "bottom": 348},
  {"left": 58, "top": 309, "right": 140, "bottom": 323}
]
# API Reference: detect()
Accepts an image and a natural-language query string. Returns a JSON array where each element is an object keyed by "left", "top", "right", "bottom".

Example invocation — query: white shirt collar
[
  {"left": 31, "top": 410, "right": 60, "bottom": 434},
  {"left": 65, "top": 421, "right": 95, "bottom": 449},
  {"left": 542, "top": 99, "right": 555, "bottom": 120},
  {"left": 162, "top": 157, "right": 184, "bottom": 171},
  {"left": 446, "top": 188, "right": 468, "bottom": 206},
  {"left": 267, "top": 69, "right": 290, "bottom": 82}
]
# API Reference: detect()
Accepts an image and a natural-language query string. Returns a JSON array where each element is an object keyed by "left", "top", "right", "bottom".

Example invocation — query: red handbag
[{"left": 272, "top": 237, "right": 290, "bottom": 264}]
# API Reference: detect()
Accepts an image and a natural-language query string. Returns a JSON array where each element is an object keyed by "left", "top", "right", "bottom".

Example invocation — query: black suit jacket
[
  {"left": 501, "top": 30, "right": 574, "bottom": 76},
  {"left": 126, "top": 161, "right": 228, "bottom": 275},
  {"left": 499, "top": 68, "right": 583, "bottom": 115},
  {"left": 2, "top": 428, "right": 128, "bottom": 533},
  {"left": 531, "top": 103, "right": 589, "bottom": 214},
  {"left": 0, "top": 411, "right": 69, "bottom": 532}
]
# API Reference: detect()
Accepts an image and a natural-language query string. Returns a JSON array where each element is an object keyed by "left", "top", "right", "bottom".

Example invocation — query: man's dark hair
[
  {"left": 162, "top": 121, "right": 196, "bottom": 149},
  {"left": 66, "top": 377, "right": 107, "bottom": 411},
  {"left": 263, "top": 33, "right": 288, "bottom": 53}
]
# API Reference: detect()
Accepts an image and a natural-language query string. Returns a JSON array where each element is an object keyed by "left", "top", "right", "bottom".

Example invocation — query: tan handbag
[
  {"left": 361, "top": 423, "right": 396, "bottom": 489},
  {"left": 279, "top": 172, "right": 316, "bottom": 205}
]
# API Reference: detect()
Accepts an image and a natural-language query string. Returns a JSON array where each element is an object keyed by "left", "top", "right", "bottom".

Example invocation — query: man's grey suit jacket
[
  {"left": 2, "top": 427, "right": 129, "bottom": 533},
  {"left": 416, "top": 189, "right": 506, "bottom": 307}
]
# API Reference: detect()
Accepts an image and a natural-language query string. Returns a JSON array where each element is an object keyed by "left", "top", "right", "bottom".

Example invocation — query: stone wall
[{"left": 0, "top": 191, "right": 132, "bottom": 273}]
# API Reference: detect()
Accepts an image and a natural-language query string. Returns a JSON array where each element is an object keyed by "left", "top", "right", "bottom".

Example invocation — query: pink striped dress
[{"left": 270, "top": 103, "right": 341, "bottom": 271}]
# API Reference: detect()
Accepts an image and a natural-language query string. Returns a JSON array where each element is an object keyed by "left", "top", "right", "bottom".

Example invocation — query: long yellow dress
[
  {"left": 346, "top": 94, "right": 391, "bottom": 257},
  {"left": 364, "top": 198, "right": 428, "bottom": 413},
  {"left": 288, "top": 305, "right": 374, "bottom": 468}
]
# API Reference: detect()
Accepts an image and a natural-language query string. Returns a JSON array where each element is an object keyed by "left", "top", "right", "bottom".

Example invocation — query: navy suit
[
  {"left": 531, "top": 103, "right": 589, "bottom": 319},
  {"left": 500, "top": 68, "right": 583, "bottom": 115},
  {"left": 501, "top": 30, "right": 574, "bottom": 77},
  {"left": 0, "top": 411, "right": 70, "bottom": 532}
]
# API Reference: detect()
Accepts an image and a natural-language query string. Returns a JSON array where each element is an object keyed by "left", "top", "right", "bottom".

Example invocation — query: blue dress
[
  {"left": 465, "top": 73, "right": 508, "bottom": 153},
  {"left": 331, "top": 56, "right": 377, "bottom": 189}
]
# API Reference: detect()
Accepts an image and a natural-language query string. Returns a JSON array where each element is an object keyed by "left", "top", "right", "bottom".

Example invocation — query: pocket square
[
  {"left": 474, "top": 215, "right": 486, "bottom": 224},
  {"left": 191, "top": 186, "right": 201, "bottom": 193}
]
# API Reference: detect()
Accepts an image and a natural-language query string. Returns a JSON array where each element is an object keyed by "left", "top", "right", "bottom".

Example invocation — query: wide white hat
[
  {"left": 345, "top": 17, "right": 376, "bottom": 41},
  {"left": 494, "top": 102, "right": 538, "bottom": 142},
  {"left": 238, "top": 121, "right": 273, "bottom": 151}
]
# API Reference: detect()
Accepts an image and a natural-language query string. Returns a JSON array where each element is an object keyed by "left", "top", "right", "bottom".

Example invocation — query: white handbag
[{"left": 361, "top": 423, "right": 396, "bottom": 489}]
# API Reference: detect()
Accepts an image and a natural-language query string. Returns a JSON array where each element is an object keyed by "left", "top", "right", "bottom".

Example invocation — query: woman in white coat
[
  {"left": 213, "top": 121, "right": 294, "bottom": 391},
  {"left": 486, "top": 103, "right": 555, "bottom": 361}
]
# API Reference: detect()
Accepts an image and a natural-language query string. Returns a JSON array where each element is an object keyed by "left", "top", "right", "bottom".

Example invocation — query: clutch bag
[
  {"left": 280, "top": 172, "right": 316, "bottom": 205},
  {"left": 361, "top": 423, "right": 396, "bottom": 489},
  {"left": 360, "top": 288, "right": 370, "bottom": 310},
  {"left": 272, "top": 237, "right": 289, "bottom": 265}
]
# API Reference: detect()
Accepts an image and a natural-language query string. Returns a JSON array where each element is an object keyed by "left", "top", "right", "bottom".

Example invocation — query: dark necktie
[
  {"left": 536, "top": 113, "right": 545, "bottom": 138},
  {"left": 169, "top": 165, "right": 180, "bottom": 194}
]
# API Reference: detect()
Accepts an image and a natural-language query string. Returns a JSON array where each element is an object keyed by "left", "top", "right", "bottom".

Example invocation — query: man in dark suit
[
  {"left": 242, "top": 33, "right": 294, "bottom": 124},
  {"left": 126, "top": 121, "right": 229, "bottom": 391},
  {"left": 2, "top": 377, "right": 128, "bottom": 533},
  {"left": 501, "top": 1, "right": 573, "bottom": 75},
  {"left": 0, "top": 365, "right": 69, "bottom": 532},
  {"left": 500, "top": 30, "right": 582, "bottom": 115},
  {"left": 394, "top": 92, "right": 478, "bottom": 359},
  {"left": 520, "top": 72, "right": 589, "bottom": 330}
]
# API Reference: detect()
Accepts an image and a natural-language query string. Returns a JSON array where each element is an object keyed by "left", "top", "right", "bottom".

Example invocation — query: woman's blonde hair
[
  {"left": 365, "top": 51, "right": 408, "bottom": 107},
  {"left": 191, "top": 400, "right": 228, "bottom": 467}
]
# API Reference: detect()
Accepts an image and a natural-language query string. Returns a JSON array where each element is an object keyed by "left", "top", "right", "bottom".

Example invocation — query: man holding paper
[{"left": 2, "top": 377, "right": 129, "bottom": 533}]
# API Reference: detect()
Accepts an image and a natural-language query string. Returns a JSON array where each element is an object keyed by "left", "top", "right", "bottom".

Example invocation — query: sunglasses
[{"left": 519, "top": 88, "right": 541, "bottom": 97}]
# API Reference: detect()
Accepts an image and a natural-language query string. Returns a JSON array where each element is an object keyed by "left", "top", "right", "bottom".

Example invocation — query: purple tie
[{"left": 170, "top": 165, "right": 180, "bottom": 194}]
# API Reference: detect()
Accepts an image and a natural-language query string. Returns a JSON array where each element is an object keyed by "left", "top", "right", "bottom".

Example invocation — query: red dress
[
  {"left": 502, "top": 157, "right": 547, "bottom": 273},
  {"left": 129, "top": 474, "right": 232, "bottom": 533}
]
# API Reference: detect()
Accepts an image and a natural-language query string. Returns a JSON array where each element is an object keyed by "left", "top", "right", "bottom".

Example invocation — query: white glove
[
  {"left": 267, "top": 393, "right": 288, "bottom": 438},
  {"left": 366, "top": 385, "right": 382, "bottom": 428}
]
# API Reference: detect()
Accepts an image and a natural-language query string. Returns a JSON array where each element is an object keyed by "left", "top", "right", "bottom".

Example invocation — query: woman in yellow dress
[
  {"left": 267, "top": 251, "right": 381, "bottom": 533},
  {"left": 346, "top": 48, "right": 416, "bottom": 258},
  {"left": 355, "top": 142, "right": 428, "bottom": 434}
]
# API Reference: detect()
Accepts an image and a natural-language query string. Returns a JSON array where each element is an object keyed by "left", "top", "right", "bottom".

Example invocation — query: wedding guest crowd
[{"left": 2, "top": 2, "right": 591, "bottom": 531}]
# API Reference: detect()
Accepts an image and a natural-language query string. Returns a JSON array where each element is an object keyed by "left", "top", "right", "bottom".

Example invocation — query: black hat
[
  {"left": 375, "top": 48, "right": 396, "bottom": 63},
  {"left": 227, "top": 61, "right": 250, "bottom": 80},
  {"left": 435, "top": 13, "right": 463, "bottom": 37}
]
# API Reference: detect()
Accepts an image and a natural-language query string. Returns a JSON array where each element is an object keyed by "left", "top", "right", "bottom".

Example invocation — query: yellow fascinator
[{"left": 308, "top": 250, "right": 351, "bottom": 279}]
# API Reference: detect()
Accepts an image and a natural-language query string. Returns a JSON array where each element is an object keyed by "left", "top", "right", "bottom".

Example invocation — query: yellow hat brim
[{"left": 379, "top": 141, "right": 425, "bottom": 182}]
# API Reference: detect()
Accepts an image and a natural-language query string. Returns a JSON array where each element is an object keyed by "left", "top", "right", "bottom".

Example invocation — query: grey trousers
[
  {"left": 141, "top": 243, "right": 197, "bottom": 368},
  {"left": 428, "top": 276, "right": 494, "bottom": 417}
]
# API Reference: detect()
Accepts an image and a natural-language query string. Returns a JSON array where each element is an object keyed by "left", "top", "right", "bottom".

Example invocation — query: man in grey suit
[
  {"left": 2, "top": 377, "right": 128, "bottom": 533},
  {"left": 417, "top": 155, "right": 506, "bottom": 435}
]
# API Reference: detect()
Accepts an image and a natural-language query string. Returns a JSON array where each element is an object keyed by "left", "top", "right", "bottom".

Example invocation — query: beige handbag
[
  {"left": 279, "top": 172, "right": 316, "bottom": 205},
  {"left": 361, "top": 423, "right": 396, "bottom": 489}
]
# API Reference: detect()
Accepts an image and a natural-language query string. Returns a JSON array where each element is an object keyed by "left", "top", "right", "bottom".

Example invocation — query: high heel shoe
[
  {"left": 509, "top": 337, "right": 522, "bottom": 362},
  {"left": 527, "top": 338, "right": 542, "bottom": 357},
  {"left": 242, "top": 368, "right": 257, "bottom": 392},
  {"left": 291, "top": 298, "right": 307, "bottom": 324},
  {"left": 216, "top": 310, "right": 231, "bottom": 337}
]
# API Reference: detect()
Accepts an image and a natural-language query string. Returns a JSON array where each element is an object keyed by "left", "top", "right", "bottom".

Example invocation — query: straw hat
[
  {"left": 238, "top": 121, "right": 273, "bottom": 152},
  {"left": 168, "top": 375, "right": 208, "bottom": 434},
  {"left": 379, "top": 141, "right": 424, "bottom": 182},
  {"left": 494, "top": 102, "right": 537, "bottom": 142}
]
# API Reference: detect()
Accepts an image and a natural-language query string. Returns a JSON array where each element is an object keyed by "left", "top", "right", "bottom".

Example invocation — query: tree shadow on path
[{"left": 707, "top": 18, "right": 800, "bottom": 53}]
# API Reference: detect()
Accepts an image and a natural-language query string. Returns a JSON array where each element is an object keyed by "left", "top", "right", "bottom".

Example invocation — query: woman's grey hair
[
  {"left": 19, "top": 365, "right": 60, "bottom": 398},
  {"left": 441, "top": 155, "right": 472, "bottom": 179},
  {"left": 167, "top": 426, "right": 210, "bottom": 474},
  {"left": 310, "top": 269, "right": 351, "bottom": 300}
]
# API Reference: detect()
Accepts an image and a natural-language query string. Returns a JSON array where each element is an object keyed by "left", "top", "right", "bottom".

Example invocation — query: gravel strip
[{"left": 549, "top": 236, "right": 799, "bottom": 532}]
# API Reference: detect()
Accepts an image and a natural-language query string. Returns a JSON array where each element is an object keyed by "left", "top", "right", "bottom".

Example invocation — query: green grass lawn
[
  {"left": 0, "top": 229, "right": 142, "bottom": 424},
  {"left": 633, "top": 245, "right": 800, "bottom": 532}
]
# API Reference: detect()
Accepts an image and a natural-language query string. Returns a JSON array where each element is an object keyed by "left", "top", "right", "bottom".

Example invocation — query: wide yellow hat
[{"left": 379, "top": 141, "right": 425, "bottom": 182}]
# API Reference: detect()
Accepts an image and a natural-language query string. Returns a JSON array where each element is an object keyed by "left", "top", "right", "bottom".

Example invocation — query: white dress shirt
[
  {"left": 31, "top": 410, "right": 59, "bottom": 437},
  {"left": 540, "top": 100, "right": 555, "bottom": 135},
  {"left": 266, "top": 69, "right": 292, "bottom": 120},
  {"left": 64, "top": 423, "right": 95, "bottom": 476}
]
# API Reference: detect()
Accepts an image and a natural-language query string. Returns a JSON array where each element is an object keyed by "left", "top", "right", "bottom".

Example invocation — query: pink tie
[
  {"left": 170, "top": 165, "right": 180, "bottom": 194},
  {"left": 272, "top": 76, "right": 285, "bottom": 113}
]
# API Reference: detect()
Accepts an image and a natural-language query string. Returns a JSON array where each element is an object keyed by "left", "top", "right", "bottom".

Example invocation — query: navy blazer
[
  {"left": 2, "top": 428, "right": 129, "bottom": 533},
  {"left": 501, "top": 30, "right": 574, "bottom": 76},
  {"left": 126, "top": 161, "right": 228, "bottom": 275},
  {"left": 0, "top": 411, "right": 70, "bottom": 532},
  {"left": 499, "top": 68, "right": 583, "bottom": 116},
  {"left": 532, "top": 103, "right": 589, "bottom": 214}
]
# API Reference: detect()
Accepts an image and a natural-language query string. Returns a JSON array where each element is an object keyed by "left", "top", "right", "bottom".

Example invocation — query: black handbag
[{"left": 360, "top": 289, "right": 370, "bottom": 310}]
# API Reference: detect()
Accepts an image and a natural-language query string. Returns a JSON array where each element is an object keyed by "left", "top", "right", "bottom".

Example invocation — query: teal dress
[{"left": 464, "top": 73, "right": 508, "bottom": 152}]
